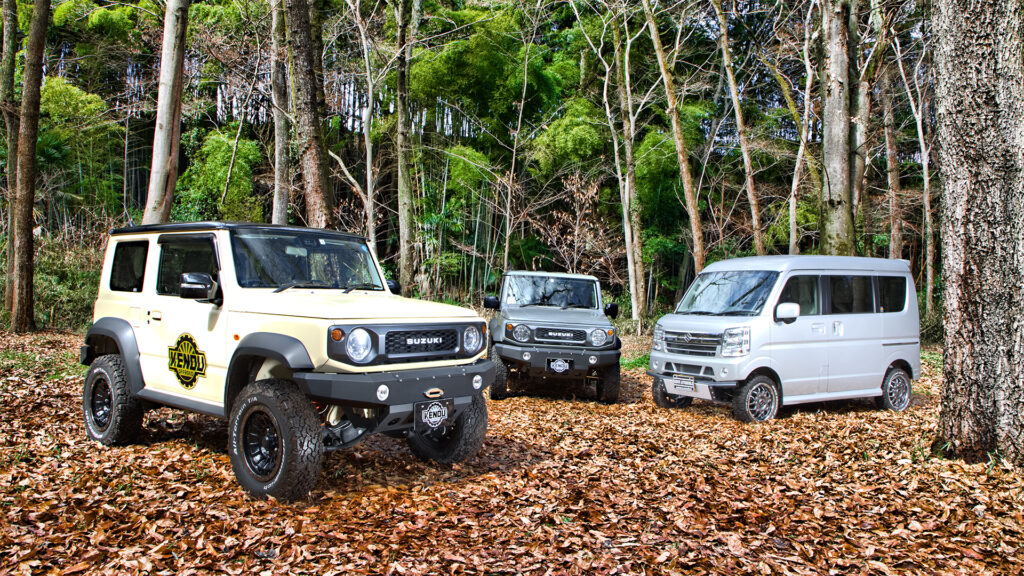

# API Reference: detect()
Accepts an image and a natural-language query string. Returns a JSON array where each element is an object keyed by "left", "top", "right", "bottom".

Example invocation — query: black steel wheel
[
  {"left": 407, "top": 394, "right": 488, "bottom": 463},
  {"left": 82, "top": 354, "right": 143, "bottom": 445},
  {"left": 90, "top": 379, "right": 113, "bottom": 431},
  {"left": 241, "top": 407, "right": 282, "bottom": 482},
  {"left": 732, "top": 375, "right": 780, "bottom": 423}
]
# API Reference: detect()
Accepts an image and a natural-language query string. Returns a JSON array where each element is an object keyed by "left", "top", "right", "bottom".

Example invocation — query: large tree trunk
[
  {"left": 141, "top": 0, "right": 189, "bottom": 225},
  {"left": 286, "top": 0, "right": 333, "bottom": 228},
  {"left": 641, "top": 0, "right": 705, "bottom": 272},
  {"left": 935, "top": 0, "right": 1024, "bottom": 466},
  {"left": 270, "top": 0, "right": 290, "bottom": 225},
  {"left": 10, "top": 0, "right": 49, "bottom": 332},
  {"left": 821, "top": 0, "right": 854, "bottom": 255},
  {"left": 394, "top": 0, "right": 421, "bottom": 295},
  {"left": 880, "top": 66, "right": 903, "bottom": 260},
  {"left": 711, "top": 0, "right": 764, "bottom": 255},
  {"left": 1, "top": 0, "right": 18, "bottom": 315}
]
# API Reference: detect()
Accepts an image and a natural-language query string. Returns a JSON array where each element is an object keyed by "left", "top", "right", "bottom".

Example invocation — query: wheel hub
[{"left": 90, "top": 379, "right": 113, "bottom": 431}]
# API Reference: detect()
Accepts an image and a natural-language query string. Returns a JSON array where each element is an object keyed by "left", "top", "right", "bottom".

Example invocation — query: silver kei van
[{"left": 647, "top": 256, "right": 920, "bottom": 422}]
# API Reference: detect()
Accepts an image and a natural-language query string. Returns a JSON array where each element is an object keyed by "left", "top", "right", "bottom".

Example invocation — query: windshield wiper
[
  {"left": 519, "top": 303, "right": 552, "bottom": 308},
  {"left": 342, "top": 283, "right": 382, "bottom": 294},
  {"left": 680, "top": 310, "right": 717, "bottom": 315},
  {"left": 273, "top": 281, "right": 332, "bottom": 293},
  {"left": 560, "top": 304, "right": 592, "bottom": 310}
]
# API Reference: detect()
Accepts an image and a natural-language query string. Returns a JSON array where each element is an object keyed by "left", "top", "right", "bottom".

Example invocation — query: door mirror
[
  {"left": 775, "top": 302, "right": 800, "bottom": 323},
  {"left": 387, "top": 279, "right": 401, "bottom": 295},
  {"left": 180, "top": 272, "right": 218, "bottom": 302},
  {"left": 483, "top": 295, "right": 500, "bottom": 310},
  {"left": 604, "top": 302, "right": 619, "bottom": 319}
]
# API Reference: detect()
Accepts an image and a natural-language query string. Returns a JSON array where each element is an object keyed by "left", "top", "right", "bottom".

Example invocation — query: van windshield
[{"left": 676, "top": 271, "right": 779, "bottom": 316}]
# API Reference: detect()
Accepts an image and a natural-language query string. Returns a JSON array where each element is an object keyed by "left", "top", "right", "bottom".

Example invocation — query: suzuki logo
[
  {"left": 548, "top": 331, "right": 574, "bottom": 338},
  {"left": 683, "top": 333, "right": 692, "bottom": 342},
  {"left": 407, "top": 337, "right": 443, "bottom": 346}
]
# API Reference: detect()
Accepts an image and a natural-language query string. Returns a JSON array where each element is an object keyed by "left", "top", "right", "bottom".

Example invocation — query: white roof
[
  {"left": 504, "top": 270, "right": 599, "bottom": 281},
  {"left": 703, "top": 255, "right": 911, "bottom": 274}
]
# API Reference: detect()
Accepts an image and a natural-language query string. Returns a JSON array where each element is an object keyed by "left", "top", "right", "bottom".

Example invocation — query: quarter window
[
  {"left": 109, "top": 241, "right": 148, "bottom": 293},
  {"left": 778, "top": 275, "right": 819, "bottom": 316},
  {"left": 828, "top": 276, "right": 874, "bottom": 314},
  {"left": 157, "top": 239, "right": 218, "bottom": 296},
  {"left": 877, "top": 276, "right": 907, "bottom": 313}
]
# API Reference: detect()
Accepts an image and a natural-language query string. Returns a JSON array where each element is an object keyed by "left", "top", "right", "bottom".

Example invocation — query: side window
[
  {"left": 109, "top": 241, "right": 148, "bottom": 293},
  {"left": 828, "top": 275, "right": 874, "bottom": 314},
  {"left": 778, "top": 275, "right": 819, "bottom": 315},
  {"left": 157, "top": 239, "right": 218, "bottom": 296},
  {"left": 877, "top": 276, "right": 907, "bottom": 313}
]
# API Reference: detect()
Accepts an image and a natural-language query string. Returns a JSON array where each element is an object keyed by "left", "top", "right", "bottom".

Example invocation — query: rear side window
[
  {"left": 109, "top": 241, "right": 148, "bottom": 293},
  {"left": 778, "top": 275, "right": 819, "bottom": 315},
  {"left": 157, "top": 239, "right": 218, "bottom": 295},
  {"left": 828, "top": 276, "right": 874, "bottom": 314},
  {"left": 877, "top": 276, "right": 907, "bottom": 313}
]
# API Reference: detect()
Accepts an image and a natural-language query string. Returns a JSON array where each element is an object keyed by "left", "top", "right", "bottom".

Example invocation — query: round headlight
[
  {"left": 590, "top": 328, "right": 608, "bottom": 346},
  {"left": 513, "top": 324, "right": 531, "bottom": 343},
  {"left": 345, "top": 328, "right": 374, "bottom": 363},
  {"left": 464, "top": 325, "right": 483, "bottom": 354}
]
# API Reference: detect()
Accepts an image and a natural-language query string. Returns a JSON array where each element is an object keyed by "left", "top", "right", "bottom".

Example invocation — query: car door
[
  {"left": 824, "top": 274, "right": 883, "bottom": 393},
  {"left": 136, "top": 234, "right": 228, "bottom": 406},
  {"left": 769, "top": 274, "right": 827, "bottom": 398}
]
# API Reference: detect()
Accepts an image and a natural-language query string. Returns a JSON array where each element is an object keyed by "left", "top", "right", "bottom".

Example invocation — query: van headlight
[
  {"left": 464, "top": 325, "right": 483, "bottom": 354},
  {"left": 653, "top": 324, "right": 665, "bottom": 351},
  {"left": 721, "top": 327, "right": 750, "bottom": 357},
  {"left": 590, "top": 328, "right": 608, "bottom": 346},
  {"left": 345, "top": 328, "right": 375, "bottom": 363}
]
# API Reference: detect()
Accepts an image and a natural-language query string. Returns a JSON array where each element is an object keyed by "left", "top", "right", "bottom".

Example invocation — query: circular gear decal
[{"left": 167, "top": 333, "right": 208, "bottom": 389}]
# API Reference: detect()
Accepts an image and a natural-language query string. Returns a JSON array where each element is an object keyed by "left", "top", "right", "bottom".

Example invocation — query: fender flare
[
  {"left": 224, "top": 333, "right": 315, "bottom": 407},
  {"left": 83, "top": 317, "right": 146, "bottom": 395}
]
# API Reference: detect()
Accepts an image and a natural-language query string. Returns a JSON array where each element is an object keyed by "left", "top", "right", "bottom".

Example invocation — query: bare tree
[
  {"left": 879, "top": 64, "right": 903, "bottom": 260},
  {"left": 270, "top": 0, "right": 290, "bottom": 225},
  {"left": 1, "top": 0, "right": 18, "bottom": 314},
  {"left": 394, "top": 0, "right": 422, "bottom": 293}
]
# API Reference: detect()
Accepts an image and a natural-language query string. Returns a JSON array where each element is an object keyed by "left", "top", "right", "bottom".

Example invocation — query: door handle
[
  {"left": 832, "top": 321, "right": 843, "bottom": 336},
  {"left": 150, "top": 311, "right": 162, "bottom": 321},
  {"left": 811, "top": 322, "right": 825, "bottom": 334}
]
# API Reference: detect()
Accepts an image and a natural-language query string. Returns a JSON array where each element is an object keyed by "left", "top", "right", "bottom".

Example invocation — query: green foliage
[
  {"left": 41, "top": 77, "right": 106, "bottom": 126},
  {"left": 621, "top": 353, "right": 650, "bottom": 370},
  {"left": 531, "top": 98, "right": 606, "bottom": 177},
  {"left": 446, "top": 146, "right": 493, "bottom": 195},
  {"left": 173, "top": 128, "right": 263, "bottom": 222},
  {"left": 32, "top": 237, "right": 103, "bottom": 330}
]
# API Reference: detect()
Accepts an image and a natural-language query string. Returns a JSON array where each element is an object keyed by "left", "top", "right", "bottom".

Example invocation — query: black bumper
[
  {"left": 493, "top": 342, "right": 620, "bottom": 375},
  {"left": 291, "top": 359, "right": 495, "bottom": 432}
]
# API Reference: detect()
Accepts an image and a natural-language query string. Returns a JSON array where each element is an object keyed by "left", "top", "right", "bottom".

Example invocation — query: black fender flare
[
  {"left": 224, "top": 333, "right": 315, "bottom": 408},
  {"left": 83, "top": 317, "right": 146, "bottom": 395}
]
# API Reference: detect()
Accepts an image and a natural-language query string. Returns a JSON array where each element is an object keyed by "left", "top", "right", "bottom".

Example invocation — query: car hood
[
  {"left": 232, "top": 290, "right": 480, "bottom": 321},
  {"left": 503, "top": 306, "right": 612, "bottom": 328},
  {"left": 657, "top": 313, "right": 759, "bottom": 333}
]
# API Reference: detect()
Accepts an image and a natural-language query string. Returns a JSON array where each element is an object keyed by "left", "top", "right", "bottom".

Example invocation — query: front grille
[
  {"left": 666, "top": 362, "right": 715, "bottom": 377},
  {"left": 385, "top": 329, "right": 459, "bottom": 355},
  {"left": 664, "top": 331, "right": 720, "bottom": 357},
  {"left": 535, "top": 327, "right": 587, "bottom": 343}
]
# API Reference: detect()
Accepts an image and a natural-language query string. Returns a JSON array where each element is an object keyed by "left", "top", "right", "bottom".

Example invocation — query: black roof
[{"left": 110, "top": 221, "right": 366, "bottom": 241}]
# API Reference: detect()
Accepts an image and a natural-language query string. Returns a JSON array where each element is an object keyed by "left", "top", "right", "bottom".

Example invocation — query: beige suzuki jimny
[{"left": 81, "top": 222, "right": 494, "bottom": 500}]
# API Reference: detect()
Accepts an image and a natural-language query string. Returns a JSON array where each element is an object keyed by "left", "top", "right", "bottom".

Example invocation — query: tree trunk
[
  {"left": 934, "top": 0, "right": 1024, "bottom": 467},
  {"left": 880, "top": 66, "right": 902, "bottom": 259},
  {"left": 10, "top": 0, "right": 49, "bottom": 332},
  {"left": 711, "top": 0, "right": 764, "bottom": 255},
  {"left": 821, "top": 0, "right": 854, "bottom": 255},
  {"left": 1, "top": 0, "right": 18, "bottom": 315},
  {"left": 286, "top": 0, "right": 333, "bottom": 228},
  {"left": 641, "top": 0, "right": 705, "bottom": 272},
  {"left": 142, "top": 0, "right": 189, "bottom": 225},
  {"left": 394, "top": 0, "right": 421, "bottom": 295},
  {"left": 270, "top": 0, "right": 290, "bottom": 225}
]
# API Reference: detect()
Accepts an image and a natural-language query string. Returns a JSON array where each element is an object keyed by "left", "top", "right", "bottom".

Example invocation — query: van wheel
[
  {"left": 83, "top": 354, "right": 144, "bottom": 445},
  {"left": 732, "top": 375, "right": 779, "bottom": 422},
  {"left": 407, "top": 394, "right": 488, "bottom": 463},
  {"left": 876, "top": 368, "right": 912, "bottom": 412},
  {"left": 651, "top": 379, "right": 693, "bottom": 409},
  {"left": 597, "top": 366, "right": 620, "bottom": 404},
  {"left": 489, "top": 344, "right": 509, "bottom": 400},
  {"left": 228, "top": 379, "right": 324, "bottom": 501}
]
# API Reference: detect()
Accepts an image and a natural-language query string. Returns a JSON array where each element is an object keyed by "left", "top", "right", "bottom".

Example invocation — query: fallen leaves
[{"left": 0, "top": 331, "right": 1021, "bottom": 575}]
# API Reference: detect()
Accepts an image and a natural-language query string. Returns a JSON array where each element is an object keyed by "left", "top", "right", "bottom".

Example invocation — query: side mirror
[
  {"left": 387, "top": 279, "right": 401, "bottom": 295},
  {"left": 483, "top": 295, "right": 500, "bottom": 310},
  {"left": 604, "top": 303, "right": 619, "bottom": 319},
  {"left": 180, "top": 272, "right": 218, "bottom": 302},
  {"left": 775, "top": 302, "right": 800, "bottom": 324}
]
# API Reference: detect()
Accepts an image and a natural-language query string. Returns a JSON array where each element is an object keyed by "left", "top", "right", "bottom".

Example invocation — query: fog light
[
  {"left": 589, "top": 355, "right": 598, "bottom": 365},
  {"left": 720, "top": 368, "right": 729, "bottom": 377},
  {"left": 652, "top": 360, "right": 659, "bottom": 370},
  {"left": 376, "top": 384, "right": 389, "bottom": 401},
  {"left": 523, "top": 352, "right": 531, "bottom": 361},
  {"left": 472, "top": 375, "right": 483, "bottom": 389}
]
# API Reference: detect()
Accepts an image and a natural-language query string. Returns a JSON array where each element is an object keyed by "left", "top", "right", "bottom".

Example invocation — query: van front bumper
[
  {"left": 494, "top": 342, "right": 620, "bottom": 375},
  {"left": 647, "top": 369, "right": 739, "bottom": 401}
]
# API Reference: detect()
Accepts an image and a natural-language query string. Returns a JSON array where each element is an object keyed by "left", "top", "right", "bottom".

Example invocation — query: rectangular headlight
[
  {"left": 653, "top": 324, "right": 665, "bottom": 351},
  {"left": 721, "top": 327, "right": 750, "bottom": 357}
]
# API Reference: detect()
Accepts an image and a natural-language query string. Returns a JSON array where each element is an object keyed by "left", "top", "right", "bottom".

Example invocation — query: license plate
[
  {"left": 414, "top": 399, "right": 454, "bottom": 431},
  {"left": 548, "top": 358, "right": 573, "bottom": 373},
  {"left": 670, "top": 374, "right": 695, "bottom": 391}
]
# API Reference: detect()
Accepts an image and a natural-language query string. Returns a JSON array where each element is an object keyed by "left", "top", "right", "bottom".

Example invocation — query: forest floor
[{"left": 1, "top": 331, "right": 1022, "bottom": 575}]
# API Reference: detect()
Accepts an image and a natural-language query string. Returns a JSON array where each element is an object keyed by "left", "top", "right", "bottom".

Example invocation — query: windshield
[
  {"left": 230, "top": 230, "right": 384, "bottom": 291},
  {"left": 676, "top": 270, "right": 779, "bottom": 316},
  {"left": 503, "top": 275, "right": 598, "bottom": 309}
]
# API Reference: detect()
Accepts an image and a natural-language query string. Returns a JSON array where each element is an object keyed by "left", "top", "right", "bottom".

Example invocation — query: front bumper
[
  {"left": 494, "top": 342, "right": 620, "bottom": 375},
  {"left": 291, "top": 359, "right": 494, "bottom": 432}
]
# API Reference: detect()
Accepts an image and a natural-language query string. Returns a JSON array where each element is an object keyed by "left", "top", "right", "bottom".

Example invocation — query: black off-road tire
[
  {"left": 651, "top": 378, "right": 693, "bottom": 409},
  {"left": 597, "top": 366, "right": 620, "bottom": 404},
  {"left": 407, "top": 394, "right": 488, "bottom": 463},
  {"left": 82, "top": 354, "right": 144, "bottom": 446},
  {"left": 489, "top": 344, "right": 509, "bottom": 400},
  {"left": 731, "top": 375, "right": 780, "bottom": 423},
  {"left": 228, "top": 379, "right": 324, "bottom": 501},
  {"left": 876, "top": 367, "right": 913, "bottom": 412}
]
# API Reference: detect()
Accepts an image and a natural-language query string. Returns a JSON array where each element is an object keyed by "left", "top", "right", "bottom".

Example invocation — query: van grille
[
  {"left": 664, "top": 331, "right": 720, "bottom": 357},
  {"left": 385, "top": 329, "right": 459, "bottom": 355},
  {"left": 535, "top": 327, "right": 587, "bottom": 343}
]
